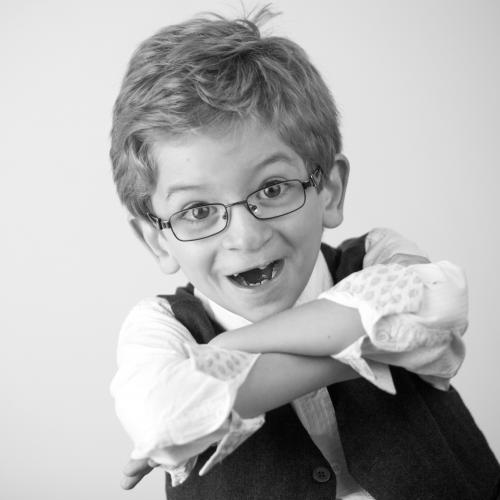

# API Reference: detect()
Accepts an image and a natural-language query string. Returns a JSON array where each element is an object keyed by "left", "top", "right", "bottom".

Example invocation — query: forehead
[{"left": 151, "top": 121, "right": 306, "bottom": 201}]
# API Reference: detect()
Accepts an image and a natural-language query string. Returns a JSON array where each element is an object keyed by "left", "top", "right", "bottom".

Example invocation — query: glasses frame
[{"left": 147, "top": 166, "right": 322, "bottom": 242}]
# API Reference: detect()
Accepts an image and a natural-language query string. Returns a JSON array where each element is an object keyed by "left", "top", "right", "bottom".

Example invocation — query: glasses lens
[
  {"left": 248, "top": 180, "right": 305, "bottom": 219},
  {"left": 170, "top": 204, "right": 227, "bottom": 241}
]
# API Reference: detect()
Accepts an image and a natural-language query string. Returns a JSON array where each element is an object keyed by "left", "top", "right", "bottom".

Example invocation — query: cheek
[
  {"left": 277, "top": 215, "right": 323, "bottom": 267},
  {"left": 293, "top": 201, "right": 324, "bottom": 238},
  {"left": 170, "top": 243, "right": 216, "bottom": 281},
  {"left": 292, "top": 205, "right": 324, "bottom": 259}
]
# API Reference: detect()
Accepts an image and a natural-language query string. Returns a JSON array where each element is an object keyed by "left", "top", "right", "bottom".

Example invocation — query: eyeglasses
[{"left": 147, "top": 167, "right": 322, "bottom": 242}]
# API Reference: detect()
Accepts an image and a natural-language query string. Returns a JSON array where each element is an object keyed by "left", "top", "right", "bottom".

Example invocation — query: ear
[
  {"left": 129, "top": 217, "right": 180, "bottom": 274},
  {"left": 320, "top": 153, "right": 350, "bottom": 228}
]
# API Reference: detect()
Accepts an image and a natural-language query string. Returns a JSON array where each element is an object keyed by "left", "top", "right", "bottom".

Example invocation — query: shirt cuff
[
  {"left": 319, "top": 261, "right": 468, "bottom": 393},
  {"left": 162, "top": 411, "right": 265, "bottom": 486},
  {"left": 144, "top": 344, "right": 265, "bottom": 484},
  {"left": 198, "top": 411, "right": 265, "bottom": 477}
]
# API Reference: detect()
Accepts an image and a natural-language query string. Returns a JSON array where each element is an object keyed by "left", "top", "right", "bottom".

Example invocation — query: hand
[{"left": 121, "top": 458, "right": 157, "bottom": 490}]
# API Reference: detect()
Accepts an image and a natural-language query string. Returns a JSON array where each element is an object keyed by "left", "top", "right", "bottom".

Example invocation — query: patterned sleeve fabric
[
  {"left": 319, "top": 261, "right": 468, "bottom": 393},
  {"left": 110, "top": 298, "right": 264, "bottom": 486}
]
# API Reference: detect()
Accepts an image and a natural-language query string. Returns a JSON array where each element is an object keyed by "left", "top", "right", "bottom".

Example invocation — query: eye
[
  {"left": 189, "top": 205, "right": 211, "bottom": 220},
  {"left": 262, "top": 182, "right": 285, "bottom": 199},
  {"left": 177, "top": 203, "right": 221, "bottom": 224}
]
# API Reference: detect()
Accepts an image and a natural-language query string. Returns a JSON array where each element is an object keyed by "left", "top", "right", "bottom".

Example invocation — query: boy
[{"left": 110, "top": 8, "right": 499, "bottom": 500}]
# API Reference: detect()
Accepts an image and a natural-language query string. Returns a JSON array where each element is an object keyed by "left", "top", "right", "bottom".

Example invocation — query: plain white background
[{"left": 2, "top": 1, "right": 499, "bottom": 498}]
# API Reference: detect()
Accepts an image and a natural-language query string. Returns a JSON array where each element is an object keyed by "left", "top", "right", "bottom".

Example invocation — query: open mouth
[{"left": 228, "top": 259, "right": 284, "bottom": 288}]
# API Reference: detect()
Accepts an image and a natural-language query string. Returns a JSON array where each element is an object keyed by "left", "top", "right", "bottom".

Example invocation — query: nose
[{"left": 221, "top": 203, "right": 273, "bottom": 251}]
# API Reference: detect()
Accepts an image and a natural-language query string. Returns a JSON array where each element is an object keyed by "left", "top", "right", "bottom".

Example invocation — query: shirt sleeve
[
  {"left": 109, "top": 297, "right": 264, "bottom": 485},
  {"left": 319, "top": 261, "right": 468, "bottom": 394}
]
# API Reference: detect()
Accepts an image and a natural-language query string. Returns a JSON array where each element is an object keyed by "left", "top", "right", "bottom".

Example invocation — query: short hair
[{"left": 110, "top": 7, "right": 342, "bottom": 217}]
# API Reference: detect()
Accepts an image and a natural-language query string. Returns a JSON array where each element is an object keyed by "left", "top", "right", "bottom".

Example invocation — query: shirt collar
[{"left": 194, "top": 250, "right": 333, "bottom": 331}]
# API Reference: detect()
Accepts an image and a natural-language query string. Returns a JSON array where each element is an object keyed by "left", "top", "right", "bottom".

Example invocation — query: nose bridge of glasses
[
  {"left": 223, "top": 198, "right": 258, "bottom": 219},
  {"left": 220, "top": 195, "right": 273, "bottom": 250}
]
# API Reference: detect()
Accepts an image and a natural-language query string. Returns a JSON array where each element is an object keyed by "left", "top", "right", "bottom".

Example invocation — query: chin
[{"left": 237, "top": 296, "right": 296, "bottom": 323}]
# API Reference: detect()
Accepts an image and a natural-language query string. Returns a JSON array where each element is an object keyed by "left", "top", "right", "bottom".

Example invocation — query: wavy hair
[{"left": 110, "top": 6, "right": 342, "bottom": 217}]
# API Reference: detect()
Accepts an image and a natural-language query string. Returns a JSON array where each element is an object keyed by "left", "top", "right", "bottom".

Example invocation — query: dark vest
[{"left": 161, "top": 238, "right": 500, "bottom": 500}]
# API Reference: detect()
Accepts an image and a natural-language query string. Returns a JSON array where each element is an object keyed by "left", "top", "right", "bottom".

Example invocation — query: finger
[
  {"left": 123, "top": 458, "right": 152, "bottom": 477},
  {"left": 121, "top": 471, "right": 148, "bottom": 490}
]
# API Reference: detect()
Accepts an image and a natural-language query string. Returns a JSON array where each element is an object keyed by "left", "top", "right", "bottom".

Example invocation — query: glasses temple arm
[{"left": 147, "top": 212, "right": 170, "bottom": 230}]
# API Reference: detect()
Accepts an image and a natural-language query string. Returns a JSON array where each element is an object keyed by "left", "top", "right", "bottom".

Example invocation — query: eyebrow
[{"left": 164, "top": 152, "right": 297, "bottom": 199}]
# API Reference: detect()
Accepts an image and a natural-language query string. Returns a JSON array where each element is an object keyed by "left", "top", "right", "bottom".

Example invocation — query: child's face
[{"left": 144, "top": 120, "right": 346, "bottom": 322}]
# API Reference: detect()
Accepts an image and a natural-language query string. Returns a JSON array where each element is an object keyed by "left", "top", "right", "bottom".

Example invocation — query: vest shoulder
[{"left": 321, "top": 233, "right": 368, "bottom": 283}]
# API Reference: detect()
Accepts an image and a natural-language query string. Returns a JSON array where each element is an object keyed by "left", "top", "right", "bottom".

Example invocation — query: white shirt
[{"left": 110, "top": 228, "right": 468, "bottom": 499}]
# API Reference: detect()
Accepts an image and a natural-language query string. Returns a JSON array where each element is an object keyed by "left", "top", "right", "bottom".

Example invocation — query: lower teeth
[{"left": 246, "top": 279, "right": 267, "bottom": 287}]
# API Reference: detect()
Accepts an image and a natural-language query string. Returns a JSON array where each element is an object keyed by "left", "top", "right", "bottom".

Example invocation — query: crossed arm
[
  {"left": 122, "top": 255, "right": 440, "bottom": 488},
  {"left": 121, "top": 301, "right": 364, "bottom": 489}
]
